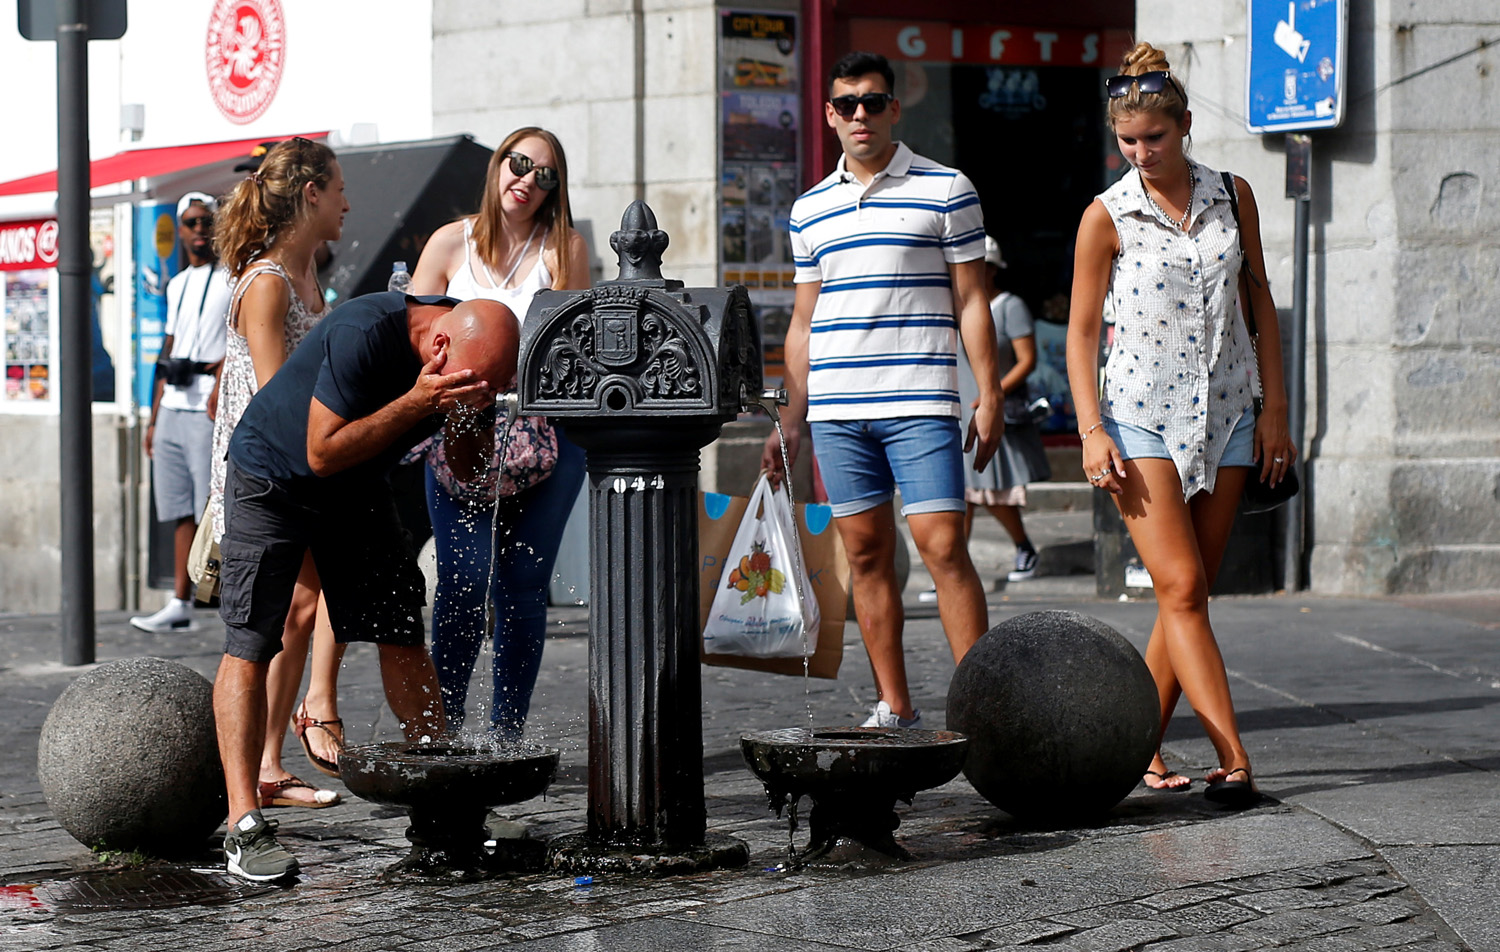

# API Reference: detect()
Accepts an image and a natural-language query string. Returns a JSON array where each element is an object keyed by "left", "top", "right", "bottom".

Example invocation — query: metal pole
[
  {"left": 57, "top": 0, "right": 96, "bottom": 665},
  {"left": 1283, "top": 136, "right": 1311, "bottom": 592}
]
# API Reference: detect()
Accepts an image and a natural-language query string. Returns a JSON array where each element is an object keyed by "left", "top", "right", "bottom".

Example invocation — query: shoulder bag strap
[{"left": 1220, "top": 171, "right": 1260, "bottom": 338}]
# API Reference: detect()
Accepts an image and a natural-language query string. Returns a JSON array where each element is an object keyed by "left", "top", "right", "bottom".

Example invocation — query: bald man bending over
[{"left": 213, "top": 292, "right": 519, "bottom": 882}]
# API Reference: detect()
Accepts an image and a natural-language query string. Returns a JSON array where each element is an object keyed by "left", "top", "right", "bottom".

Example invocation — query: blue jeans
[
  {"left": 426, "top": 430, "right": 586, "bottom": 737},
  {"left": 810, "top": 416, "right": 966, "bottom": 517}
]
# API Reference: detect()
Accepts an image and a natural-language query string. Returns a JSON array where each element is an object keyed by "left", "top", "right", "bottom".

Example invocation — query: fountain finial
[{"left": 610, "top": 200, "right": 669, "bottom": 282}]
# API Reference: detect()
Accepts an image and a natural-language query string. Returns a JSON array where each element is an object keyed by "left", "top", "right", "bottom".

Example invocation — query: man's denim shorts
[
  {"left": 810, "top": 416, "right": 965, "bottom": 518},
  {"left": 1102, "top": 412, "right": 1256, "bottom": 467}
]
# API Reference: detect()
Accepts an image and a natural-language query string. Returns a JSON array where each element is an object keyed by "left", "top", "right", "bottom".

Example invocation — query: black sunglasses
[
  {"left": 1105, "top": 70, "right": 1185, "bottom": 100},
  {"left": 504, "top": 151, "right": 559, "bottom": 191},
  {"left": 829, "top": 92, "right": 894, "bottom": 120},
  {"left": 181, "top": 215, "right": 213, "bottom": 230}
]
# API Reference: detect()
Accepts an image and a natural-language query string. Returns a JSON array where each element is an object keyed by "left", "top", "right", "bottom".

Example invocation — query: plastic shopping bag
[{"left": 702, "top": 474, "right": 820, "bottom": 658}]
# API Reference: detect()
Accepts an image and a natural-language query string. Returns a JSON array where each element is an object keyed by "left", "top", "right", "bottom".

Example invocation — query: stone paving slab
[{"left": 2, "top": 584, "right": 1498, "bottom": 950}]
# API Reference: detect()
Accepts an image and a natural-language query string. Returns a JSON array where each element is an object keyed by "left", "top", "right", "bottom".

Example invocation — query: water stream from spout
[{"left": 752, "top": 388, "right": 815, "bottom": 736}]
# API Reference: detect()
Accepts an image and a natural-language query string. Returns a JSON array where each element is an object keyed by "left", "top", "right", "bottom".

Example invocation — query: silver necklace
[{"left": 1144, "top": 167, "right": 1195, "bottom": 230}]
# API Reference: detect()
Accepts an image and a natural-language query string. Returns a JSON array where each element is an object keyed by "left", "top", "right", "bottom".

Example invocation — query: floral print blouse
[{"left": 1099, "top": 161, "right": 1259, "bottom": 499}]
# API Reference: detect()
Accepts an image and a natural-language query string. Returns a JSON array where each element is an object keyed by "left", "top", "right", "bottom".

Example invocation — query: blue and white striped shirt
[{"left": 789, "top": 142, "right": 986, "bottom": 422}]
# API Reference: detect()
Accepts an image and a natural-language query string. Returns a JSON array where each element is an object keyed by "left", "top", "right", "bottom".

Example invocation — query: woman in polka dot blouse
[{"left": 1065, "top": 42, "right": 1297, "bottom": 807}]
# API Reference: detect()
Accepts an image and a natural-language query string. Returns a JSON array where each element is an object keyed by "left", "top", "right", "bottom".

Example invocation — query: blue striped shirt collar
[{"left": 835, "top": 141, "right": 915, "bottom": 186}]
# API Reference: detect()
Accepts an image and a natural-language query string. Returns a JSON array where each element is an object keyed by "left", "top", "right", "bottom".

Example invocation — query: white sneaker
[
  {"left": 916, "top": 588, "right": 938, "bottom": 604},
  {"left": 860, "top": 700, "right": 923, "bottom": 729},
  {"left": 129, "top": 598, "right": 197, "bottom": 633},
  {"left": 1008, "top": 547, "right": 1040, "bottom": 582}
]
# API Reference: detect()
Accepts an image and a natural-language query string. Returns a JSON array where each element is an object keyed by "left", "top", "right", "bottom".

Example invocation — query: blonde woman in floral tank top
[
  {"left": 209, "top": 137, "right": 349, "bottom": 815},
  {"left": 1066, "top": 44, "right": 1296, "bottom": 808}
]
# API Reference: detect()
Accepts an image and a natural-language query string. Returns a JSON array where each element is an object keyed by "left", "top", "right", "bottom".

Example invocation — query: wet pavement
[{"left": 2, "top": 510, "right": 1498, "bottom": 950}]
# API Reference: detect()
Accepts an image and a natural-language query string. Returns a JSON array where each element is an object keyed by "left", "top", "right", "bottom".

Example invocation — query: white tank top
[{"left": 443, "top": 218, "right": 553, "bottom": 323}]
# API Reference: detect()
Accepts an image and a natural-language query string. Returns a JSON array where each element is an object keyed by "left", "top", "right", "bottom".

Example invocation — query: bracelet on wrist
[{"left": 1080, "top": 421, "right": 1103, "bottom": 441}]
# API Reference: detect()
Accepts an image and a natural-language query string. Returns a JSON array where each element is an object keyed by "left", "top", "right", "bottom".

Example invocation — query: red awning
[{"left": 0, "top": 132, "right": 329, "bottom": 198}]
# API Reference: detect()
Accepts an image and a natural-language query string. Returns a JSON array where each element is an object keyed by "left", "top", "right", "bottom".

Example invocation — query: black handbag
[{"left": 1222, "top": 171, "right": 1299, "bottom": 514}]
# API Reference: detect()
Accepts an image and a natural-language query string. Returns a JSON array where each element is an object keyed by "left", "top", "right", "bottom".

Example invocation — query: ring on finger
[{"left": 1273, "top": 456, "right": 1285, "bottom": 464}]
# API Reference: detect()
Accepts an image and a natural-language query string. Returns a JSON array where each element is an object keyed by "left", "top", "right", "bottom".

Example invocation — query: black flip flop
[
  {"left": 1143, "top": 769, "right": 1191, "bottom": 792},
  {"left": 1205, "top": 767, "right": 1260, "bottom": 808}
]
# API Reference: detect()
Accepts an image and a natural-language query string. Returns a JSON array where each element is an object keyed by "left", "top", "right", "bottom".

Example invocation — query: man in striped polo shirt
[{"left": 762, "top": 50, "right": 1003, "bottom": 728}]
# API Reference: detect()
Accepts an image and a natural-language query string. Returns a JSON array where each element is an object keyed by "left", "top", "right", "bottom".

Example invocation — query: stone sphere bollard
[
  {"left": 947, "top": 610, "right": 1160, "bottom": 822},
  {"left": 38, "top": 657, "right": 226, "bottom": 856}
]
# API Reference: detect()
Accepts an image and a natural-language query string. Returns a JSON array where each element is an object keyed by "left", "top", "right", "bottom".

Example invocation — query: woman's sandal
[
  {"left": 292, "top": 701, "right": 344, "bottom": 778},
  {"left": 1204, "top": 766, "right": 1260, "bottom": 808},
  {"left": 1143, "top": 769, "right": 1192, "bottom": 792},
  {"left": 259, "top": 775, "right": 340, "bottom": 809}
]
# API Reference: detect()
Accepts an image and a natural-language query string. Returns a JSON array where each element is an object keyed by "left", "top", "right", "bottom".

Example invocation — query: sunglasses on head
[
  {"left": 829, "top": 92, "right": 894, "bottom": 120},
  {"left": 181, "top": 214, "right": 213, "bottom": 230},
  {"left": 504, "top": 151, "right": 559, "bottom": 191},
  {"left": 1105, "top": 70, "right": 1185, "bottom": 100}
]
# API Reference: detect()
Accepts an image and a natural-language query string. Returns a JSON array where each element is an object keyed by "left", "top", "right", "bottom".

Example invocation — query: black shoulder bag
[{"left": 1222, "top": 171, "right": 1299, "bottom": 514}]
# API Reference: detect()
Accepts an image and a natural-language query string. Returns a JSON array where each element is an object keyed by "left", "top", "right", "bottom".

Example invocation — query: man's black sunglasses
[
  {"left": 829, "top": 92, "right": 894, "bottom": 120},
  {"left": 181, "top": 215, "right": 213, "bottom": 230},
  {"left": 505, "top": 151, "right": 559, "bottom": 191},
  {"left": 1105, "top": 70, "right": 1185, "bottom": 100}
]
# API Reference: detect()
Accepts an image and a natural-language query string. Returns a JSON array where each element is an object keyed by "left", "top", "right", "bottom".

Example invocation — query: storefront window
[{"left": 847, "top": 19, "right": 1130, "bottom": 432}]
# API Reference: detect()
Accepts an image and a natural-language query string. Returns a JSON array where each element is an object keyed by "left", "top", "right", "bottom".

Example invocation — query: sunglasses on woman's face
[
  {"left": 504, "top": 151, "right": 559, "bottom": 191},
  {"left": 829, "top": 92, "right": 894, "bottom": 120},
  {"left": 1105, "top": 70, "right": 1185, "bottom": 100}
]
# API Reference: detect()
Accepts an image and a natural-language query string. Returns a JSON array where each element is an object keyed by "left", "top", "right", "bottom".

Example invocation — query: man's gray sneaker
[{"left": 224, "top": 810, "right": 298, "bottom": 882}]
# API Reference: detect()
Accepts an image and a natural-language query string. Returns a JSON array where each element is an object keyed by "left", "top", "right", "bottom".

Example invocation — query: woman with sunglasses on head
[
  {"left": 1065, "top": 43, "right": 1295, "bottom": 806},
  {"left": 210, "top": 137, "right": 350, "bottom": 808},
  {"left": 410, "top": 128, "right": 590, "bottom": 740}
]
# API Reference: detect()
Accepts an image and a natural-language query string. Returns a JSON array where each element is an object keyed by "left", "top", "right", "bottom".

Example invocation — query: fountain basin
[
  {"left": 740, "top": 727, "right": 968, "bottom": 865},
  {"left": 341, "top": 741, "right": 559, "bottom": 879}
]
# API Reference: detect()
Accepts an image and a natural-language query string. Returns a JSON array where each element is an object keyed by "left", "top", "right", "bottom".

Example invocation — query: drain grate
[{"left": 29, "top": 866, "right": 277, "bottom": 912}]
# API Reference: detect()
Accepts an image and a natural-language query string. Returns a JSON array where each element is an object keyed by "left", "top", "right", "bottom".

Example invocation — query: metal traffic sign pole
[
  {"left": 1245, "top": 0, "right": 1346, "bottom": 591},
  {"left": 1284, "top": 134, "right": 1311, "bottom": 593},
  {"left": 20, "top": 0, "right": 128, "bottom": 664}
]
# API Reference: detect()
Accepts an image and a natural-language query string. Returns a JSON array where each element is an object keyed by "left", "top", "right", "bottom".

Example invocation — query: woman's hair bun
[{"left": 1121, "top": 41, "right": 1171, "bottom": 76}]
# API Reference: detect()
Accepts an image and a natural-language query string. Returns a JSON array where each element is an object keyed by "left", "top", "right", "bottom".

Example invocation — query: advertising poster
[
  {"left": 90, "top": 207, "right": 119, "bottom": 403},
  {"left": 133, "top": 203, "right": 178, "bottom": 408},
  {"left": 719, "top": 9, "right": 799, "bottom": 387},
  {"left": 3, "top": 271, "right": 51, "bottom": 402}
]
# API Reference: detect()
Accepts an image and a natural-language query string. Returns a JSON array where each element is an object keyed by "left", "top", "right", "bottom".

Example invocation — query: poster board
[{"left": 718, "top": 9, "right": 800, "bottom": 390}]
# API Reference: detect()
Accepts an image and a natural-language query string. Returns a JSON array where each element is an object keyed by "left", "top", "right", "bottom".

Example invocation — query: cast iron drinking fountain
[
  {"left": 340, "top": 739, "right": 558, "bottom": 880},
  {"left": 516, "top": 200, "right": 762, "bottom": 873},
  {"left": 739, "top": 727, "right": 968, "bottom": 866}
]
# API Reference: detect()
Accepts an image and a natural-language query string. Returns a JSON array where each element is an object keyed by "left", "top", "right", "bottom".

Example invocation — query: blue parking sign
[{"left": 1245, "top": 0, "right": 1347, "bottom": 133}]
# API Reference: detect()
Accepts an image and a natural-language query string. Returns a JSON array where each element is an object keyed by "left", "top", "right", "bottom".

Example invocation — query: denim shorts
[
  {"left": 810, "top": 416, "right": 965, "bottom": 518},
  {"left": 1102, "top": 412, "right": 1256, "bottom": 467}
]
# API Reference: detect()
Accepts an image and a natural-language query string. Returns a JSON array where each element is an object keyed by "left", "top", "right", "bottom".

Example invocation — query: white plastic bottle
[{"left": 387, "top": 261, "right": 412, "bottom": 294}]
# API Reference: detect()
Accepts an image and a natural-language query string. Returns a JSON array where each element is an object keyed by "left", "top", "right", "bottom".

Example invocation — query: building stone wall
[
  {"left": 432, "top": 0, "right": 723, "bottom": 289},
  {"left": 1139, "top": 1, "right": 1500, "bottom": 593},
  {"left": 0, "top": 417, "right": 134, "bottom": 613}
]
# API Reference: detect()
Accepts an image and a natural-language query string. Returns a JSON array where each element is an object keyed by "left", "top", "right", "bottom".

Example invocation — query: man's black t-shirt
[{"left": 228, "top": 291, "right": 458, "bottom": 493}]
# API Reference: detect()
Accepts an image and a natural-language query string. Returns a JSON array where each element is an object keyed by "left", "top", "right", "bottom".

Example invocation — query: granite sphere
[
  {"left": 947, "top": 610, "right": 1160, "bottom": 821},
  {"left": 38, "top": 657, "right": 226, "bottom": 856}
]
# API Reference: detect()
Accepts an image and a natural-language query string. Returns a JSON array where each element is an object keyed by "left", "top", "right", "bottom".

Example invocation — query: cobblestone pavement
[{"left": 1, "top": 514, "right": 1497, "bottom": 950}]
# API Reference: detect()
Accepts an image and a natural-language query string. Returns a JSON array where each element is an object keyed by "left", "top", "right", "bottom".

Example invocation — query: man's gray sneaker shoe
[{"left": 224, "top": 810, "right": 298, "bottom": 882}]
